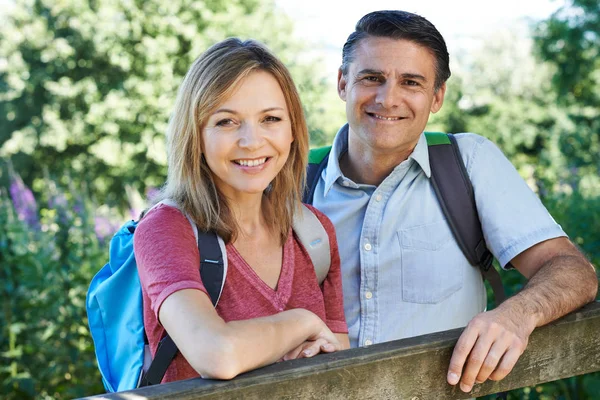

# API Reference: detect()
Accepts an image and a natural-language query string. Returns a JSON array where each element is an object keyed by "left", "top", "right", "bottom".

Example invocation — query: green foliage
[
  {"left": 534, "top": 0, "right": 600, "bottom": 107},
  {"left": 0, "top": 0, "right": 335, "bottom": 208},
  {"left": 0, "top": 185, "right": 105, "bottom": 399},
  {"left": 532, "top": 0, "right": 600, "bottom": 209}
]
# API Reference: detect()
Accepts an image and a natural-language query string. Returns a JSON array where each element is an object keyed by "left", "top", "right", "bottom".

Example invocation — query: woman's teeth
[{"left": 235, "top": 158, "right": 267, "bottom": 167}]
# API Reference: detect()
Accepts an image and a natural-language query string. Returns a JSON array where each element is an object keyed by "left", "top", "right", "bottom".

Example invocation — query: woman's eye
[
  {"left": 215, "top": 118, "right": 234, "bottom": 127},
  {"left": 263, "top": 116, "right": 282, "bottom": 123}
]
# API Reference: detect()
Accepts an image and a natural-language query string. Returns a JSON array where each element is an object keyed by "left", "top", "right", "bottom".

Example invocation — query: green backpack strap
[
  {"left": 425, "top": 132, "right": 506, "bottom": 305},
  {"left": 304, "top": 146, "right": 332, "bottom": 204}
]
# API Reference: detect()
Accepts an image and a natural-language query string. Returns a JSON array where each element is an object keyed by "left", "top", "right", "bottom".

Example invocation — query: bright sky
[{"left": 276, "top": 0, "right": 566, "bottom": 76}]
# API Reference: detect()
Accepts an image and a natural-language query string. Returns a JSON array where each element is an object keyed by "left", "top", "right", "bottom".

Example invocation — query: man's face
[{"left": 338, "top": 36, "right": 446, "bottom": 156}]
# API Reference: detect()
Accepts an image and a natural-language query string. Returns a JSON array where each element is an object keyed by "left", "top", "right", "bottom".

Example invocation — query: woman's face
[{"left": 202, "top": 70, "right": 293, "bottom": 200}]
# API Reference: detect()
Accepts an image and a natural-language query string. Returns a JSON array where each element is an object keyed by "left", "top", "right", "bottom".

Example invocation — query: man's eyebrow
[
  {"left": 356, "top": 69, "right": 384, "bottom": 76},
  {"left": 355, "top": 70, "right": 427, "bottom": 82},
  {"left": 401, "top": 73, "right": 427, "bottom": 81}
]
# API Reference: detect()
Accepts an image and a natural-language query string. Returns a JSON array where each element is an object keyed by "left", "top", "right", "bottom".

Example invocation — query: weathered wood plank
[{"left": 82, "top": 301, "right": 600, "bottom": 400}]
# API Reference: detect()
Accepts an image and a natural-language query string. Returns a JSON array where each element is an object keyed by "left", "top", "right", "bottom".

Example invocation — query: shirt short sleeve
[
  {"left": 134, "top": 204, "right": 209, "bottom": 319},
  {"left": 457, "top": 134, "right": 567, "bottom": 268}
]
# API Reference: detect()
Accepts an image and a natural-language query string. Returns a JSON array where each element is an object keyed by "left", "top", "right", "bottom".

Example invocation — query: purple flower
[
  {"left": 9, "top": 174, "right": 39, "bottom": 228},
  {"left": 94, "top": 215, "right": 119, "bottom": 244},
  {"left": 146, "top": 187, "right": 160, "bottom": 202},
  {"left": 48, "top": 191, "right": 68, "bottom": 210},
  {"left": 73, "top": 200, "right": 84, "bottom": 216}
]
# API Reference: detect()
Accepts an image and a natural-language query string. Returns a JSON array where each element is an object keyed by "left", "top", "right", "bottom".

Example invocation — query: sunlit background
[
  {"left": 0, "top": 0, "right": 598, "bottom": 398},
  {"left": 277, "top": 0, "right": 565, "bottom": 72}
]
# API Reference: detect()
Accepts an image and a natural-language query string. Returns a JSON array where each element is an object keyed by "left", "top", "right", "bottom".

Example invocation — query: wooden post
[{"left": 82, "top": 302, "right": 600, "bottom": 400}]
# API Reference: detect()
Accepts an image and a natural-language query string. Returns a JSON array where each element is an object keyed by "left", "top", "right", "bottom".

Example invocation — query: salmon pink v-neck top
[{"left": 134, "top": 203, "right": 347, "bottom": 383}]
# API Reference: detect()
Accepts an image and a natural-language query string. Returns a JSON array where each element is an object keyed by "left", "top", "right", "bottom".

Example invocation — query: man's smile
[{"left": 367, "top": 112, "right": 404, "bottom": 121}]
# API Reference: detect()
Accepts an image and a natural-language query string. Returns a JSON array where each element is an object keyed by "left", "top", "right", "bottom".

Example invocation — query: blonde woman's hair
[{"left": 156, "top": 38, "right": 309, "bottom": 245}]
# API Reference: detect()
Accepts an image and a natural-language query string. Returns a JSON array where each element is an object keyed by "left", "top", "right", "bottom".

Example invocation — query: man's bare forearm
[{"left": 509, "top": 253, "right": 597, "bottom": 328}]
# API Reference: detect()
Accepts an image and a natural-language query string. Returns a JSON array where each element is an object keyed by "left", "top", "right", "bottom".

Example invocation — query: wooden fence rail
[{"left": 82, "top": 301, "right": 600, "bottom": 400}]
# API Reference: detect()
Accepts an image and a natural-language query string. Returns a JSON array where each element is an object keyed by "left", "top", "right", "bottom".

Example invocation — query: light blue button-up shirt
[{"left": 312, "top": 125, "right": 566, "bottom": 348}]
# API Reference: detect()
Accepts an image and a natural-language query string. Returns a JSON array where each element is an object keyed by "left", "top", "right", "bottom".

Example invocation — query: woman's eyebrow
[
  {"left": 261, "top": 107, "right": 285, "bottom": 113},
  {"left": 212, "top": 108, "right": 237, "bottom": 115},
  {"left": 213, "top": 106, "right": 285, "bottom": 115}
]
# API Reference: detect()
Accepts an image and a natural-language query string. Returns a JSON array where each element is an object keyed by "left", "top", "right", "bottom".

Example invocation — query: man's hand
[
  {"left": 446, "top": 307, "right": 535, "bottom": 393},
  {"left": 448, "top": 237, "right": 597, "bottom": 393}
]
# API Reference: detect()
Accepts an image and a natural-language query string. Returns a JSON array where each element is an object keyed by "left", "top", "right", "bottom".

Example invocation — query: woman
[{"left": 134, "top": 38, "right": 349, "bottom": 383}]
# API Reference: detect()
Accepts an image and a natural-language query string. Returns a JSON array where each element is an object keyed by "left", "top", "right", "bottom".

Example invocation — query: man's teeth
[
  {"left": 236, "top": 158, "right": 267, "bottom": 167},
  {"left": 372, "top": 114, "right": 401, "bottom": 121}
]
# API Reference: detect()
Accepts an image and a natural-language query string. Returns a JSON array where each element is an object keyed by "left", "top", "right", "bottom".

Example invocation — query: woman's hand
[{"left": 282, "top": 320, "right": 343, "bottom": 361}]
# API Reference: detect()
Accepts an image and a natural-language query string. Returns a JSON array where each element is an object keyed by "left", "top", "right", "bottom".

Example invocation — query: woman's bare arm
[{"left": 159, "top": 289, "right": 343, "bottom": 379}]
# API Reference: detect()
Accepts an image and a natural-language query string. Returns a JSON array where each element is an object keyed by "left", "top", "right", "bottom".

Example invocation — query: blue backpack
[{"left": 86, "top": 201, "right": 331, "bottom": 392}]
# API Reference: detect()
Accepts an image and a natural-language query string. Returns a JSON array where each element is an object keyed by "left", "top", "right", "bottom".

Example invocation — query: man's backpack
[
  {"left": 303, "top": 131, "right": 506, "bottom": 306},
  {"left": 86, "top": 201, "right": 331, "bottom": 393}
]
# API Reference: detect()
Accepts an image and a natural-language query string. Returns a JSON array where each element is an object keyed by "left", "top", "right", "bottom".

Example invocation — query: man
[{"left": 309, "top": 10, "right": 597, "bottom": 394}]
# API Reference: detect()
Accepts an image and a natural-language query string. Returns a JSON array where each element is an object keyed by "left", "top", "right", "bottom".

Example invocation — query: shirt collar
[
  {"left": 410, "top": 132, "right": 432, "bottom": 178},
  {"left": 322, "top": 125, "right": 432, "bottom": 195}
]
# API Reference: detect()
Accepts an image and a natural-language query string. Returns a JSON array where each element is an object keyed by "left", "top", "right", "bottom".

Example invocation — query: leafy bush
[{"left": 0, "top": 176, "right": 108, "bottom": 399}]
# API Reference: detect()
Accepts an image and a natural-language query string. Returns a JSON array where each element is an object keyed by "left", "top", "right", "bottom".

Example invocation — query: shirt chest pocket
[{"left": 398, "top": 220, "right": 465, "bottom": 304}]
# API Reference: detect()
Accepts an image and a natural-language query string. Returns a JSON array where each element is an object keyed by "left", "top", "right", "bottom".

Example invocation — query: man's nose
[{"left": 375, "top": 82, "right": 401, "bottom": 109}]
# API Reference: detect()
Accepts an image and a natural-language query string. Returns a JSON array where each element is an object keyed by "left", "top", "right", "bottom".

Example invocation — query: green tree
[
  {"left": 534, "top": 0, "right": 600, "bottom": 107},
  {"left": 533, "top": 0, "right": 600, "bottom": 268},
  {"left": 0, "top": 0, "right": 334, "bottom": 209}
]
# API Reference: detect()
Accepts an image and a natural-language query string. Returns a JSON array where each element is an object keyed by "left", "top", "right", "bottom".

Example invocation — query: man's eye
[
  {"left": 405, "top": 80, "right": 419, "bottom": 86},
  {"left": 363, "top": 76, "right": 380, "bottom": 82}
]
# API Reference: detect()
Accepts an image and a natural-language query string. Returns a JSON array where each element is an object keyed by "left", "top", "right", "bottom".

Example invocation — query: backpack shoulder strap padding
[
  {"left": 426, "top": 132, "right": 506, "bottom": 305},
  {"left": 293, "top": 203, "right": 331, "bottom": 284}
]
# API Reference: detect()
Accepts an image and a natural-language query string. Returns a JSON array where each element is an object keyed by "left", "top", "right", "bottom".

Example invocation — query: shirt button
[
  {"left": 364, "top": 339, "right": 373, "bottom": 346},
  {"left": 364, "top": 243, "right": 372, "bottom": 251},
  {"left": 365, "top": 291, "right": 373, "bottom": 299},
  {"left": 375, "top": 194, "right": 382, "bottom": 202}
]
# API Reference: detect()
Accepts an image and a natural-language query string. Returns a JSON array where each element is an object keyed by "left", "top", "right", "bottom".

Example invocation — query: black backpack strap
[
  {"left": 303, "top": 146, "right": 332, "bottom": 204},
  {"left": 426, "top": 132, "right": 506, "bottom": 306},
  {"left": 139, "top": 230, "right": 224, "bottom": 387},
  {"left": 197, "top": 231, "right": 226, "bottom": 306}
]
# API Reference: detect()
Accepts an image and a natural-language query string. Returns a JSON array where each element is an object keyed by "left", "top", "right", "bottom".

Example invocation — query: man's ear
[
  {"left": 431, "top": 82, "right": 446, "bottom": 113},
  {"left": 337, "top": 67, "right": 348, "bottom": 101}
]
